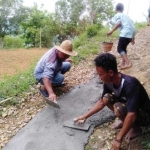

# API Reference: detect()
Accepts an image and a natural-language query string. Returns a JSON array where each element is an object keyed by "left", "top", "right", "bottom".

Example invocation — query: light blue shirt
[
  {"left": 113, "top": 13, "right": 136, "bottom": 38},
  {"left": 34, "top": 48, "right": 62, "bottom": 80}
]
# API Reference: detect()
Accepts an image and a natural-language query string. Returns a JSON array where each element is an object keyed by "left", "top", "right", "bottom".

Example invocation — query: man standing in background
[{"left": 107, "top": 3, "right": 136, "bottom": 70}]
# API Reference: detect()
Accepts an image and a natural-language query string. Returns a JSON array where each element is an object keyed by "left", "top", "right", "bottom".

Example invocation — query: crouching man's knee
[
  {"left": 114, "top": 102, "right": 127, "bottom": 117},
  {"left": 103, "top": 93, "right": 118, "bottom": 105},
  {"left": 103, "top": 93, "right": 116, "bottom": 105}
]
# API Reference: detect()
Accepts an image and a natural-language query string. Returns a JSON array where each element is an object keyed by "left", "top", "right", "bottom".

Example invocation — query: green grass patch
[
  {"left": 134, "top": 22, "right": 147, "bottom": 31},
  {"left": 0, "top": 63, "right": 36, "bottom": 101},
  {"left": 3, "top": 35, "right": 24, "bottom": 49},
  {"left": 72, "top": 26, "right": 119, "bottom": 64}
]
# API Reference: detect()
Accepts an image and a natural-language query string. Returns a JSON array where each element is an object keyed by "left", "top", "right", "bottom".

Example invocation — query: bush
[
  {"left": 73, "top": 33, "right": 87, "bottom": 48},
  {"left": 134, "top": 22, "right": 147, "bottom": 30},
  {"left": 0, "top": 64, "right": 35, "bottom": 99},
  {"left": 73, "top": 39, "right": 81, "bottom": 49},
  {"left": 4, "top": 35, "right": 24, "bottom": 49},
  {"left": 86, "top": 24, "right": 100, "bottom": 38}
]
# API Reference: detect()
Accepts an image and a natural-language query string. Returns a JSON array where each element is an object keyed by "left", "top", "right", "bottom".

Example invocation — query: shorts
[
  {"left": 117, "top": 37, "right": 132, "bottom": 55},
  {"left": 103, "top": 93, "right": 150, "bottom": 126}
]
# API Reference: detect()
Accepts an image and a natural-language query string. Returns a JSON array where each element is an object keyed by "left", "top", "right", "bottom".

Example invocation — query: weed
[
  {"left": 0, "top": 63, "right": 36, "bottom": 102},
  {"left": 0, "top": 110, "right": 2, "bottom": 117}
]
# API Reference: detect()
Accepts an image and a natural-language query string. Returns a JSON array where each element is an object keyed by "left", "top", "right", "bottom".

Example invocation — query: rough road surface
[{"left": 3, "top": 76, "right": 114, "bottom": 150}]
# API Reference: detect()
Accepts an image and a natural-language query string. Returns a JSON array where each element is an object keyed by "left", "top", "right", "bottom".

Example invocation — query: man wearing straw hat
[{"left": 34, "top": 40, "right": 77, "bottom": 103}]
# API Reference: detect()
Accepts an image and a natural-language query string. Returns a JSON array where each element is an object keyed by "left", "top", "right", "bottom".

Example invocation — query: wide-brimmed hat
[{"left": 55, "top": 40, "right": 77, "bottom": 56}]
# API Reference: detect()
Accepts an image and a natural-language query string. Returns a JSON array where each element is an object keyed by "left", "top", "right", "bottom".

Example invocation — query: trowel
[
  {"left": 45, "top": 97, "right": 60, "bottom": 109},
  {"left": 63, "top": 120, "right": 91, "bottom": 131}
]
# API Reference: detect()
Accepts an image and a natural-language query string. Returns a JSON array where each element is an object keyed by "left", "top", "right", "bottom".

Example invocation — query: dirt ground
[
  {"left": 0, "top": 48, "right": 48, "bottom": 80},
  {"left": 0, "top": 26, "right": 150, "bottom": 149}
]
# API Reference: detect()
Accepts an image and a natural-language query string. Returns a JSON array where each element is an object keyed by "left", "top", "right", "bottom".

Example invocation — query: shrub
[
  {"left": 73, "top": 39, "right": 81, "bottom": 49},
  {"left": 4, "top": 35, "right": 24, "bottom": 49},
  {"left": 73, "top": 33, "right": 87, "bottom": 48},
  {"left": 134, "top": 22, "right": 147, "bottom": 30},
  {"left": 86, "top": 24, "right": 100, "bottom": 38}
]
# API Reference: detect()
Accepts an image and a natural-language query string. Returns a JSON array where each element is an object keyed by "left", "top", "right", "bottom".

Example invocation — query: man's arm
[
  {"left": 74, "top": 99, "right": 105, "bottom": 123},
  {"left": 107, "top": 21, "right": 121, "bottom": 37},
  {"left": 116, "top": 112, "right": 136, "bottom": 141},
  {"left": 43, "top": 77, "right": 57, "bottom": 102},
  {"left": 111, "top": 112, "right": 136, "bottom": 150}
]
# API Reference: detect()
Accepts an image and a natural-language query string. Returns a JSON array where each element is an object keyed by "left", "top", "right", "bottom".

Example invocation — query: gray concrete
[{"left": 3, "top": 75, "right": 114, "bottom": 150}]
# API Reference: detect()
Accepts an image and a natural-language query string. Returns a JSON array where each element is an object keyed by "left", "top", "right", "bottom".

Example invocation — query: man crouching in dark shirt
[{"left": 74, "top": 53, "right": 150, "bottom": 150}]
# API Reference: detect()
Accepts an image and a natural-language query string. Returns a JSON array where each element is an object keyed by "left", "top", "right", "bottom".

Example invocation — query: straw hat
[{"left": 55, "top": 40, "right": 77, "bottom": 56}]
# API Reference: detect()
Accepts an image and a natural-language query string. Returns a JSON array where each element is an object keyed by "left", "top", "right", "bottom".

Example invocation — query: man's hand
[
  {"left": 111, "top": 139, "right": 121, "bottom": 150},
  {"left": 107, "top": 31, "right": 113, "bottom": 37},
  {"left": 74, "top": 116, "right": 86, "bottom": 124},
  {"left": 49, "top": 93, "right": 57, "bottom": 102},
  {"left": 130, "top": 38, "right": 135, "bottom": 45},
  {"left": 65, "top": 58, "right": 72, "bottom": 63},
  {"left": 107, "top": 22, "right": 121, "bottom": 37}
]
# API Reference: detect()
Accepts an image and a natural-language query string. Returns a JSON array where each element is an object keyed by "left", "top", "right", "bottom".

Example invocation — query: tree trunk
[{"left": 40, "top": 28, "right": 42, "bottom": 48}]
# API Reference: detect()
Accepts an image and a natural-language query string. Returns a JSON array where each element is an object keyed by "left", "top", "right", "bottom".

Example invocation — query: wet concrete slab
[{"left": 3, "top": 75, "right": 114, "bottom": 150}]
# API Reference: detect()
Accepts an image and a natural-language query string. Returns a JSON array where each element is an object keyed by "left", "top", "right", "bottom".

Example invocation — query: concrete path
[{"left": 3, "top": 75, "right": 114, "bottom": 150}]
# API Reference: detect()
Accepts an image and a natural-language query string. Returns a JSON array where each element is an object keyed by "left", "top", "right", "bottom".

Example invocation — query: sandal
[{"left": 39, "top": 87, "right": 49, "bottom": 97}]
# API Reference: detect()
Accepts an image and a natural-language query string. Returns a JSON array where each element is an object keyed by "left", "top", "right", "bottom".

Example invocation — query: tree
[
  {"left": 21, "top": 4, "right": 59, "bottom": 48},
  {"left": 21, "top": 4, "right": 46, "bottom": 47},
  {"left": 55, "top": 0, "right": 114, "bottom": 40},
  {"left": 84, "top": 0, "right": 114, "bottom": 25},
  {"left": 0, "top": 0, "right": 29, "bottom": 47},
  {"left": 55, "top": 0, "right": 85, "bottom": 23},
  {"left": 55, "top": 0, "right": 85, "bottom": 41},
  {"left": 35, "top": 13, "right": 59, "bottom": 47}
]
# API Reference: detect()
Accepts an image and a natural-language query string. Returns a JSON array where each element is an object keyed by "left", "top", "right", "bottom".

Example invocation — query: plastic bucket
[{"left": 102, "top": 42, "right": 113, "bottom": 52}]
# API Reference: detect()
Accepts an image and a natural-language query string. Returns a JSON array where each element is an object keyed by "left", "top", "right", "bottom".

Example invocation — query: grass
[
  {"left": 72, "top": 26, "right": 119, "bottom": 64},
  {"left": 134, "top": 22, "right": 147, "bottom": 30},
  {"left": 0, "top": 62, "right": 36, "bottom": 103}
]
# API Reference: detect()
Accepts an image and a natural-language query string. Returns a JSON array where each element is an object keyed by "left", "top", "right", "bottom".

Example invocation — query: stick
[{"left": 0, "top": 97, "right": 12, "bottom": 104}]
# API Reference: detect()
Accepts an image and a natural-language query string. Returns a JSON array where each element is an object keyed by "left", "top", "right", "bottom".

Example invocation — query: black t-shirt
[{"left": 102, "top": 73, "right": 150, "bottom": 114}]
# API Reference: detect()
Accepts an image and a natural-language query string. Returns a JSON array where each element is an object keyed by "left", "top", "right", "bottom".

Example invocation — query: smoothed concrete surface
[{"left": 3, "top": 75, "right": 114, "bottom": 150}]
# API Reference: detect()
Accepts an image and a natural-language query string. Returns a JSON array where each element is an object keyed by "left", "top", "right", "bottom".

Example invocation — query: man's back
[
  {"left": 113, "top": 12, "right": 135, "bottom": 38},
  {"left": 34, "top": 48, "right": 61, "bottom": 80}
]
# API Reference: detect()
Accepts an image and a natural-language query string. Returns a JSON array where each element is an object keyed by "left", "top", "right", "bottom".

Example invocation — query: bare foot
[
  {"left": 118, "top": 61, "right": 125, "bottom": 67},
  {"left": 131, "top": 39, "right": 135, "bottom": 45},
  {"left": 121, "top": 61, "right": 132, "bottom": 70},
  {"left": 111, "top": 119, "right": 123, "bottom": 129},
  {"left": 125, "top": 126, "right": 142, "bottom": 141}
]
